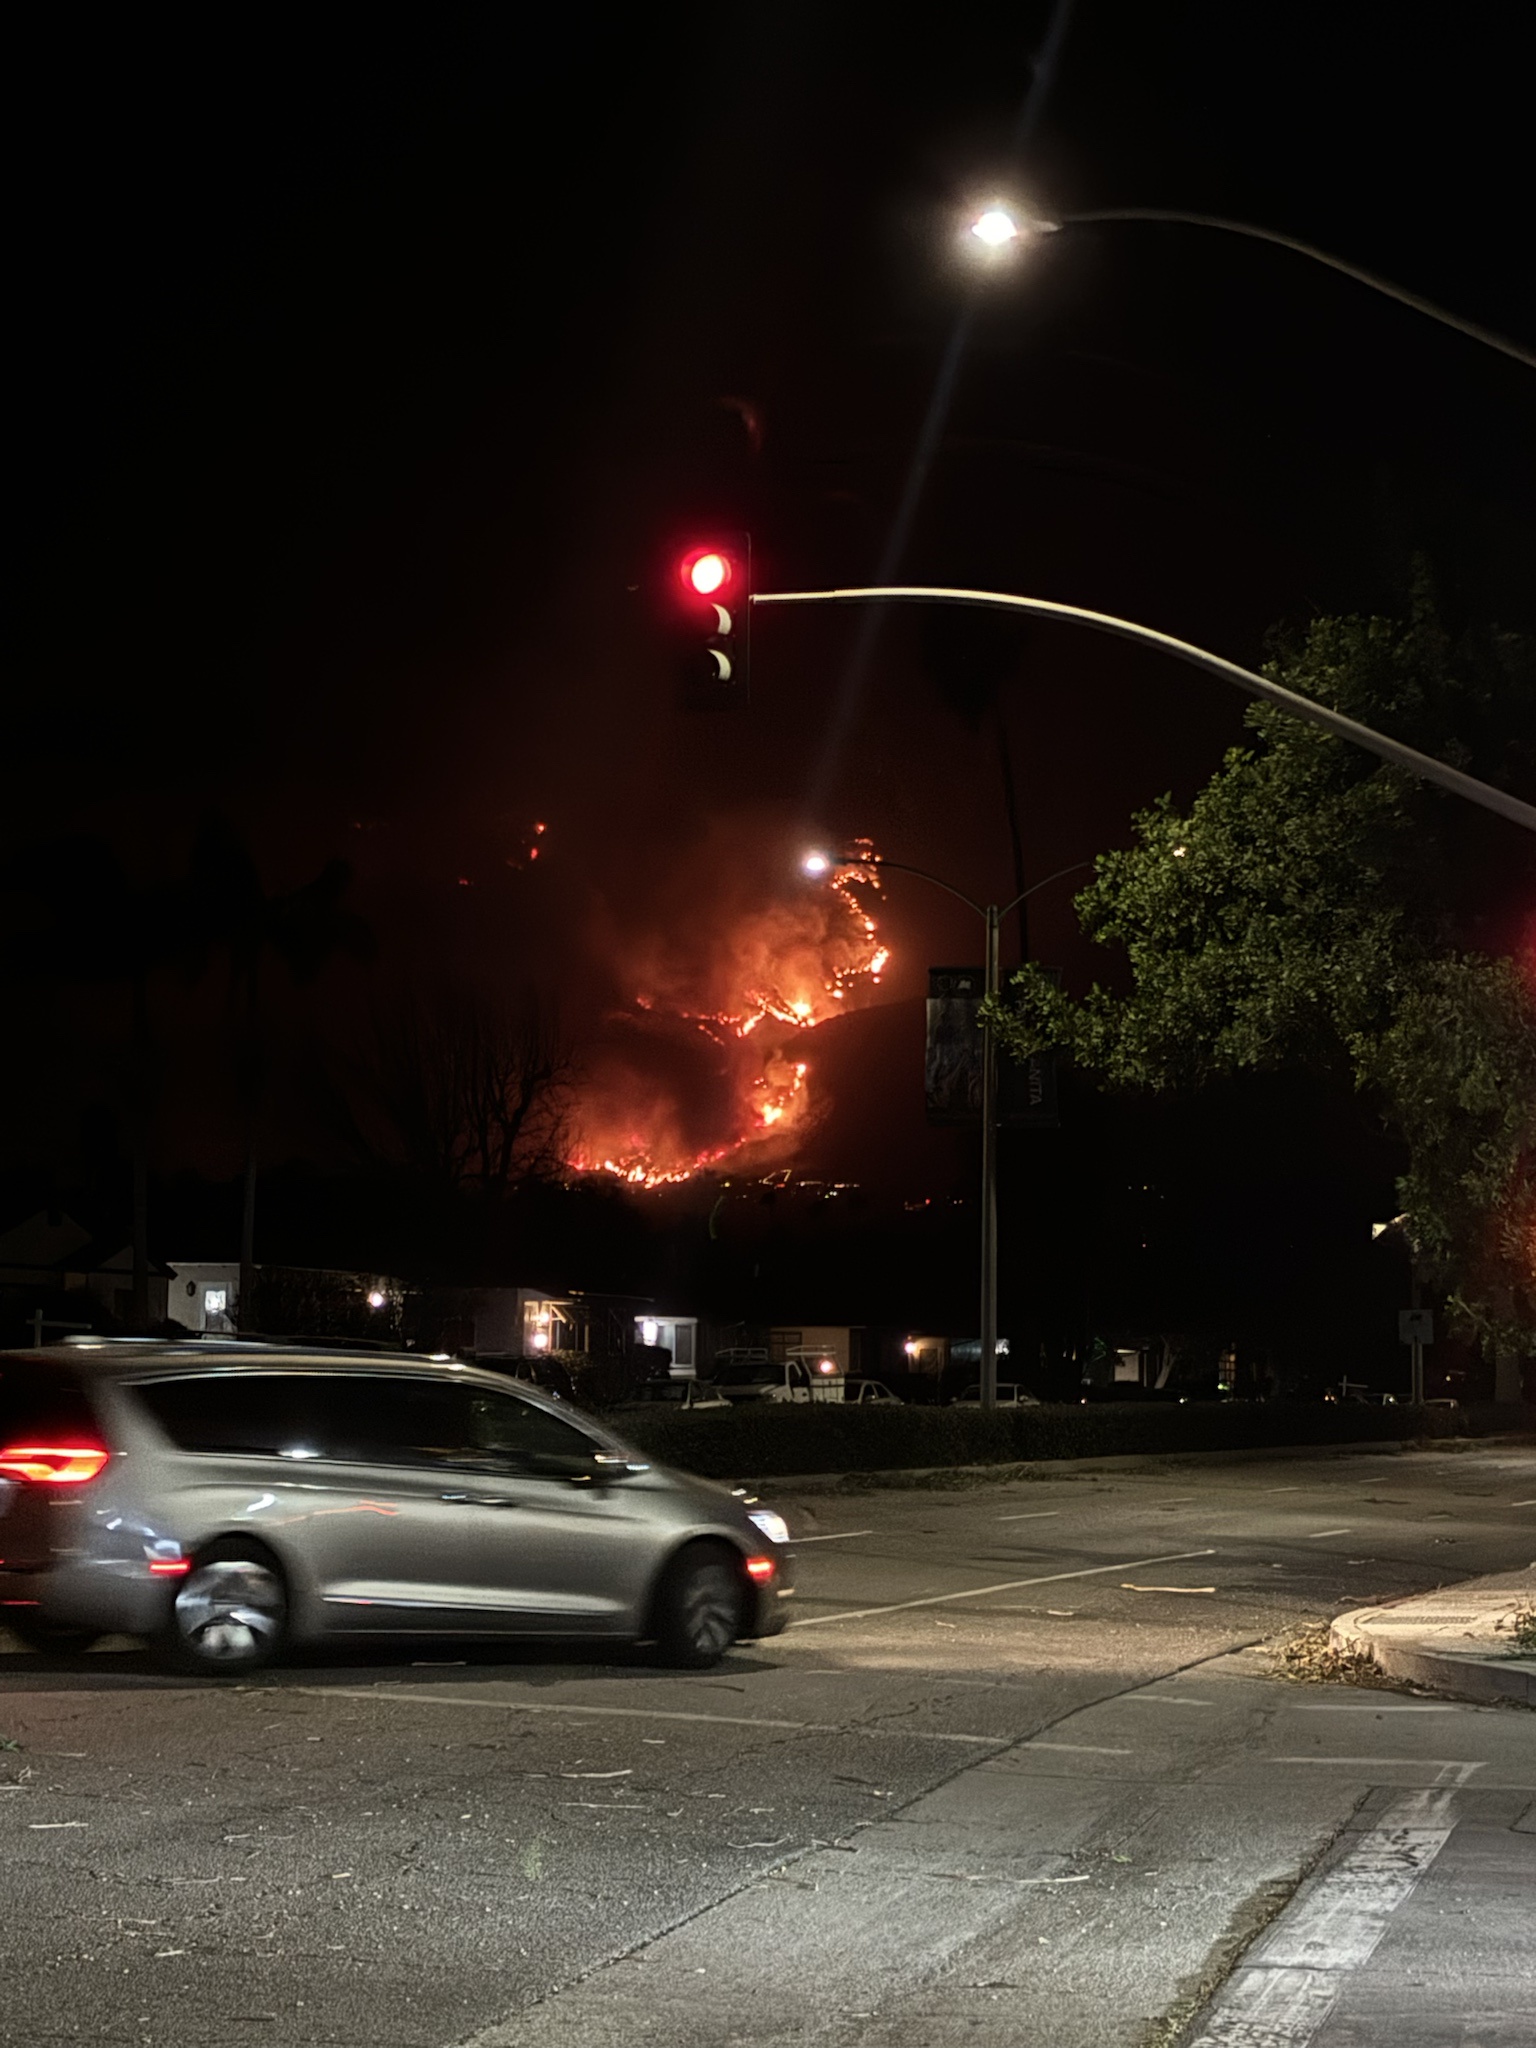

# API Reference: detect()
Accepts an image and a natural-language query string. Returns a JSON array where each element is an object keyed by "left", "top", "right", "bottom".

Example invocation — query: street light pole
[
  {"left": 764, "top": 588, "right": 1536, "bottom": 834},
  {"left": 815, "top": 853, "right": 1092, "bottom": 1409},
  {"left": 968, "top": 205, "right": 1536, "bottom": 373},
  {"left": 979, "top": 899, "right": 1001, "bottom": 1409}
]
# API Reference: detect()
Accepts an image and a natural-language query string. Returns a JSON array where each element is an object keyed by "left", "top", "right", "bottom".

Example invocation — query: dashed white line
[
  {"left": 786, "top": 1550, "right": 1218, "bottom": 1629},
  {"left": 1293, "top": 1702, "right": 1459, "bottom": 1713},
  {"left": 1024, "top": 1741, "right": 1133, "bottom": 1756},
  {"left": 1307, "top": 1528, "right": 1352, "bottom": 1538},
  {"left": 792, "top": 1530, "right": 877, "bottom": 1544},
  {"left": 1270, "top": 1757, "right": 1485, "bottom": 1771},
  {"left": 997, "top": 1511, "right": 1061, "bottom": 1522},
  {"left": 302, "top": 1688, "right": 1005, "bottom": 1746}
]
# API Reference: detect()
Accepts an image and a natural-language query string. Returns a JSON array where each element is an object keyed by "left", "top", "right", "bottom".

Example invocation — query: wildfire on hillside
[{"left": 567, "top": 841, "right": 887, "bottom": 1187}]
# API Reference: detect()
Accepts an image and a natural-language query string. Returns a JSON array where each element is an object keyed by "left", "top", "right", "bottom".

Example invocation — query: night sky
[{"left": 10, "top": 5, "right": 1536, "bottom": 1309}]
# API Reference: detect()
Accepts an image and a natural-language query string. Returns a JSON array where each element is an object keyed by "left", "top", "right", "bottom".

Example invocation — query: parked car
[
  {"left": 616, "top": 1380, "right": 732, "bottom": 1413},
  {"left": 952, "top": 1383, "right": 1040, "bottom": 1406},
  {"left": 707, "top": 1353, "right": 835, "bottom": 1403},
  {"left": 834, "top": 1378, "right": 902, "bottom": 1405},
  {"left": 0, "top": 1343, "right": 792, "bottom": 1674}
]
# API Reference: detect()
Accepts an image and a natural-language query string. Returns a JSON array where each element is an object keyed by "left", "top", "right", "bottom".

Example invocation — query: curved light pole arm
[
  {"left": 1000, "top": 859, "right": 1095, "bottom": 924},
  {"left": 1058, "top": 209, "right": 1536, "bottom": 371},
  {"left": 755, "top": 588, "right": 1536, "bottom": 834},
  {"left": 846, "top": 854, "right": 986, "bottom": 920}
]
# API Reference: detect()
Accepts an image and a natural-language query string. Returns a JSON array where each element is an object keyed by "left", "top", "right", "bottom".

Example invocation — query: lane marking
[
  {"left": 997, "top": 1511, "right": 1061, "bottom": 1521},
  {"left": 786, "top": 1549, "right": 1217, "bottom": 1629},
  {"left": 299, "top": 1688, "right": 1005, "bottom": 1746},
  {"left": 793, "top": 1530, "right": 877, "bottom": 1544},
  {"left": 1024, "top": 1741, "right": 1133, "bottom": 1756},
  {"left": 1511, "top": 1499, "right": 1536, "bottom": 1507},
  {"left": 1270, "top": 1757, "right": 1485, "bottom": 1770},
  {"left": 1307, "top": 1528, "right": 1352, "bottom": 1538},
  {"left": 1125, "top": 1695, "right": 1212, "bottom": 1706},
  {"left": 1191, "top": 1791, "right": 1457, "bottom": 2046},
  {"left": 1263, "top": 1486, "right": 1303, "bottom": 1493},
  {"left": 1293, "top": 1702, "right": 1459, "bottom": 1713}
]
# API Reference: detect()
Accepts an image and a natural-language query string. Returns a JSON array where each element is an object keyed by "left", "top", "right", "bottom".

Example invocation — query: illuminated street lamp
[
  {"left": 969, "top": 206, "right": 1026, "bottom": 250},
  {"left": 962, "top": 200, "right": 1535, "bottom": 369},
  {"left": 803, "top": 846, "right": 1090, "bottom": 1408}
]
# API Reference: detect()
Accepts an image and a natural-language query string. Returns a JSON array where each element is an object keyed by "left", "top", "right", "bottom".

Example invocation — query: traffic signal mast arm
[{"left": 751, "top": 585, "right": 1536, "bottom": 834}]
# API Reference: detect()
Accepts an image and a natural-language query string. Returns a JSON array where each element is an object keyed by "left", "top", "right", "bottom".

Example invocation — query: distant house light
[
  {"left": 640, "top": 1318, "right": 660, "bottom": 1348},
  {"left": 367, "top": 1289, "right": 387, "bottom": 1310}
]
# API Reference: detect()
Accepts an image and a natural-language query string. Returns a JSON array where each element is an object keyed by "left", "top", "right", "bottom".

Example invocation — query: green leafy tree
[{"left": 989, "top": 600, "right": 1536, "bottom": 1351}]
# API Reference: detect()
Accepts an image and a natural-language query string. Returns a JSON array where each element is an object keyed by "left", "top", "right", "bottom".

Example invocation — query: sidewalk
[{"left": 1331, "top": 1567, "right": 1536, "bottom": 1705}]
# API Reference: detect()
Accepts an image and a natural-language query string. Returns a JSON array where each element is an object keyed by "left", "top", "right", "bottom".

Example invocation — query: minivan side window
[{"left": 327, "top": 1378, "right": 600, "bottom": 1478}]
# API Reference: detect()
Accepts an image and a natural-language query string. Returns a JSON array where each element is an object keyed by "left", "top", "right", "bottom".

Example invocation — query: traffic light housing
[{"left": 676, "top": 534, "right": 750, "bottom": 707}]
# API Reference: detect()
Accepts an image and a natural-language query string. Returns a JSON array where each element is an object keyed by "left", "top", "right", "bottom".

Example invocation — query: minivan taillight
[{"left": 0, "top": 1444, "right": 111, "bottom": 1484}]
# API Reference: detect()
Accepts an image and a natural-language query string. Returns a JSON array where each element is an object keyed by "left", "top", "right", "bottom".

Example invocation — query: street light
[
  {"left": 763, "top": 586, "right": 1536, "bottom": 835},
  {"left": 803, "top": 847, "right": 1091, "bottom": 1407},
  {"left": 963, "top": 202, "right": 1536, "bottom": 371}
]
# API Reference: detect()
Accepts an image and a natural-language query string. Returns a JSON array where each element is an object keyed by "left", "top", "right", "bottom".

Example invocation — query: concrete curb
[{"left": 1332, "top": 1576, "right": 1536, "bottom": 1708}]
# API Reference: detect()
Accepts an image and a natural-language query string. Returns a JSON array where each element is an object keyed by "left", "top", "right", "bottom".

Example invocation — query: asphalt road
[{"left": 2, "top": 1438, "right": 1533, "bottom": 2048}]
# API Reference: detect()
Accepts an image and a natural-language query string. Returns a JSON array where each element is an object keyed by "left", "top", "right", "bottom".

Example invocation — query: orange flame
[{"left": 568, "top": 842, "right": 886, "bottom": 1188}]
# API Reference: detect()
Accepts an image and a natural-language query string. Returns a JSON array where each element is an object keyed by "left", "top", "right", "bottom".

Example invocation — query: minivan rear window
[
  {"left": 0, "top": 1360, "right": 99, "bottom": 1442},
  {"left": 132, "top": 1374, "right": 334, "bottom": 1459}
]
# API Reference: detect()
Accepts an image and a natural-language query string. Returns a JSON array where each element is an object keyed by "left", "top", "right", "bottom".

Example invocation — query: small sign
[{"left": 1398, "top": 1308, "right": 1434, "bottom": 1346}]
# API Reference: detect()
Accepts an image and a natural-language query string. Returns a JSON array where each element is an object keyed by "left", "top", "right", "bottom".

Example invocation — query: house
[
  {"left": 167, "top": 1262, "right": 241, "bottom": 1333},
  {"left": 0, "top": 1210, "right": 173, "bottom": 1334}
]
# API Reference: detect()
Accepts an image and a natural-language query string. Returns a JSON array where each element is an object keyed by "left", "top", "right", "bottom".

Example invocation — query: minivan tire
[
  {"left": 651, "top": 1542, "right": 743, "bottom": 1669},
  {"left": 158, "top": 1539, "right": 289, "bottom": 1676}
]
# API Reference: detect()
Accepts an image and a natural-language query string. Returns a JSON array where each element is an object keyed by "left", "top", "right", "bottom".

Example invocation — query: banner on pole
[{"left": 925, "top": 966, "right": 1061, "bottom": 1127}]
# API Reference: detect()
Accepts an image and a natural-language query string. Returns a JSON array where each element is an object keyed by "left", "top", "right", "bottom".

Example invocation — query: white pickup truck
[{"left": 709, "top": 1347, "right": 845, "bottom": 1404}]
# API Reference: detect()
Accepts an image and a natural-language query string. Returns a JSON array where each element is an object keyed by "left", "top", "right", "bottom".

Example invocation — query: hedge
[{"left": 611, "top": 1399, "right": 1535, "bottom": 1483}]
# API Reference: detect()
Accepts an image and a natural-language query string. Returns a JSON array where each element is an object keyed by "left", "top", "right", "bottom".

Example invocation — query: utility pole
[{"left": 979, "top": 902, "right": 1001, "bottom": 1409}]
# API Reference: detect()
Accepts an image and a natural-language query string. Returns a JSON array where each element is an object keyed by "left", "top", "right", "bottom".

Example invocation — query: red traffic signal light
[
  {"left": 675, "top": 534, "right": 750, "bottom": 705},
  {"left": 682, "top": 549, "right": 732, "bottom": 598}
]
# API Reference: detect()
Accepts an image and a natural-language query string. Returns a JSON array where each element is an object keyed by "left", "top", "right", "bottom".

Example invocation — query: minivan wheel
[
  {"left": 160, "top": 1541, "right": 289, "bottom": 1676},
  {"left": 652, "top": 1543, "right": 743, "bottom": 1669}
]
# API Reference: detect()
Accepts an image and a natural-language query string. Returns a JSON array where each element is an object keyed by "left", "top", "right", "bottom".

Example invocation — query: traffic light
[{"left": 676, "top": 534, "right": 750, "bottom": 707}]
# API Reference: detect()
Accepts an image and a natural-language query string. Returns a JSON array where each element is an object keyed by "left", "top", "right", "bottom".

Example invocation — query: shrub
[{"left": 608, "top": 1399, "right": 1505, "bottom": 1483}]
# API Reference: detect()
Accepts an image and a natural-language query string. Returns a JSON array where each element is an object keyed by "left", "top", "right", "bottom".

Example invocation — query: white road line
[
  {"left": 793, "top": 1530, "right": 877, "bottom": 1543},
  {"left": 1024, "top": 1741, "right": 1133, "bottom": 1755},
  {"left": 997, "top": 1511, "right": 1061, "bottom": 1521},
  {"left": 1125, "top": 1695, "right": 1212, "bottom": 1706},
  {"left": 300, "top": 1688, "right": 1006, "bottom": 1746},
  {"left": 785, "top": 1549, "right": 1218, "bottom": 1629},
  {"left": 1511, "top": 1499, "right": 1536, "bottom": 1507},
  {"left": 1270, "top": 1756, "right": 1484, "bottom": 1770},
  {"left": 1263, "top": 1486, "right": 1303, "bottom": 1493},
  {"left": 1293, "top": 1702, "right": 1459, "bottom": 1713},
  {"left": 1307, "top": 1528, "right": 1352, "bottom": 1538},
  {"left": 1190, "top": 1790, "right": 1457, "bottom": 2047}
]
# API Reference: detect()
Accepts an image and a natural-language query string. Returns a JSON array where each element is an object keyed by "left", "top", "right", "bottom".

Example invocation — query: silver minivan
[{"left": 0, "top": 1343, "right": 792, "bottom": 1674}]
